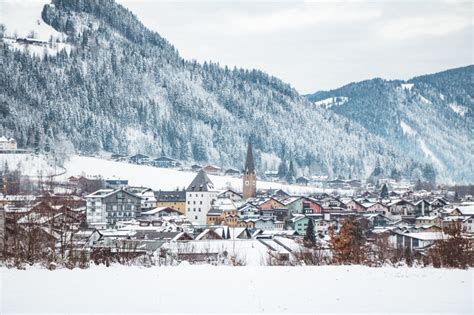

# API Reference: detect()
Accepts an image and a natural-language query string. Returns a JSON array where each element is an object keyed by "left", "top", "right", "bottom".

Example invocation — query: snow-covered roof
[
  {"left": 0, "top": 136, "right": 16, "bottom": 142},
  {"left": 141, "top": 207, "right": 180, "bottom": 215},
  {"left": 399, "top": 231, "right": 447, "bottom": 241},
  {"left": 416, "top": 216, "right": 440, "bottom": 220},
  {"left": 456, "top": 204, "right": 474, "bottom": 216}
]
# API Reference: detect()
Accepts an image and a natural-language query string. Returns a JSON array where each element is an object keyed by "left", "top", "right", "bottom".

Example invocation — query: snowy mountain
[
  {"left": 0, "top": 0, "right": 469, "bottom": 183},
  {"left": 306, "top": 66, "right": 474, "bottom": 183}
]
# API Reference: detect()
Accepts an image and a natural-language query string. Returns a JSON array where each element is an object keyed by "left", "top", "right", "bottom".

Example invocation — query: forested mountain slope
[
  {"left": 0, "top": 0, "right": 466, "bottom": 183},
  {"left": 306, "top": 66, "right": 474, "bottom": 183}
]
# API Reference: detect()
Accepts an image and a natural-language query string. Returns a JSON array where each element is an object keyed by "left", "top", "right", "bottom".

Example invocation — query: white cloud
[
  {"left": 226, "top": 4, "right": 382, "bottom": 33},
  {"left": 379, "top": 15, "right": 473, "bottom": 40}
]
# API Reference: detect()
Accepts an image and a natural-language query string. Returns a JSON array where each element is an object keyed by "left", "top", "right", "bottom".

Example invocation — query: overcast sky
[
  {"left": 2, "top": 0, "right": 472, "bottom": 93},
  {"left": 116, "top": 0, "right": 472, "bottom": 93}
]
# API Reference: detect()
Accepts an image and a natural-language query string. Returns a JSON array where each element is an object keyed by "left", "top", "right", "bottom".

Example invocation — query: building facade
[
  {"left": 186, "top": 170, "right": 217, "bottom": 225},
  {"left": 155, "top": 190, "right": 186, "bottom": 214},
  {"left": 86, "top": 189, "right": 141, "bottom": 228},
  {"left": 0, "top": 137, "right": 17, "bottom": 150}
]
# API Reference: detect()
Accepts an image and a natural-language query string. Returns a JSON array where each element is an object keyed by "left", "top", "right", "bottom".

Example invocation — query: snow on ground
[
  {"left": 63, "top": 156, "right": 340, "bottom": 195},
  {"left": 418, "top": 139, "right": 444, "bottom": 169},
  {"left": 0, "top": 153, "right": 59, "bottom": 177},
  {"left": 1, "top": 265, "right": 471, "bottom": 314},
  {"left": 1, "top": 0, "right": 61, "bottom": 41},
  {"left": 397, "top": 122, "right": 444, "bottom": 170},
  {"left": 400, "top": 83, "right": 414, "bottom": 91},
  {"left": 314, "top": 97, "right": 349, "bottom": 109},
  {"left": 418, "top": 94, "right": 432, "bottom": 105},
  {"left": 449, "top": 102, "right": 469, "bottom": 116},
  {"left": 400, "top": 120, "right": 417, "bottom": 137},
  {"left": 3, "top": 37, "right": 73, "bottom": 58}
]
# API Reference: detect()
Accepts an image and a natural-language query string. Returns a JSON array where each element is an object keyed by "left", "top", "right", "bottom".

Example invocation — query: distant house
[
  {"left": 224, "top": 168, "right": 241, "bottom": 177},
  {"left": 414, "top": 199, "right": 432, "bottom": 216},
  {"left": 362, "top": 213, "right": 392, "bottom": 228},
  {"left": 345, "top": 199, "right": 367, "bottom": 213},
  {"left": 296, "top": 176, "right": 310, "bottom": 185},
  {"left": 257, "top": 197, "right": 285, "bottom": 210},
  {"left": 282, "top": 197, "right": 321, "bottom": 215},
  {"left": 186, "top": 170, "right": 218, "bottom": 225},
  {"left": 0, "top": 136, "right": 17, "bottom": 150},
  {"left": 415, "top": 215, "right": 442, "bottom": 227},
  {"left": 388, "top": 199, "right": 416, "bottom": 216},
  {"left": 390, "top": 231, "right": 447, "bottom": 249},
  {"left": 111, "top": 153, "right": 127, "bottom": 161},
  {"left": 430, "top": 198, "right": 448, "bottom": 209},
  {"left": 129, "top": 154, "right": 150, "bottom": 165},
  {"left": 218, "top": 189, "right": 243, "bottom": 202},
  {"left": 153, "top": 156, "right": 179, "bottom": 168},
  {"left": 191, "top": 164, "right": 202, "bottom": 172},
  {"left": 126, "top": 187, "right": 157, "bottom": 210},
  {"left": 16, "top": 37, "right": 47, "bottom": 46},
  {"left": 154, "top": 190, "right": 186, "bottom": 215},
  {"left": 290, "top": 215, "right": 329, "bottom": 235},
  {"left": 264, "top": 171, "right": 279, "bottom": 182},
  {"left": 202, "top": 165, "right": 221, "bottom": 175},
  {"left": 253, "top": 218, "right": 276, "bottom": 230},
  {"left": 140, "top": 207, "right": 182, "bottom": 220},
  {"left": 86, "top": 189, "right": 141, "bottom": 228},
  {"left": 237, "top": 203, "right": 260, "bottom": 220}
]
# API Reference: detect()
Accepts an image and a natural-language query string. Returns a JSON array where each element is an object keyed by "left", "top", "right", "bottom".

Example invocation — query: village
[{"left": 0, "top": 138, "right": 472, "bottom": 268}]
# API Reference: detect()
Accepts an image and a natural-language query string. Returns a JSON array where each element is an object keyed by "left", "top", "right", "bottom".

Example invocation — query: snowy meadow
[{"left": 1, "top": 265, "right": 472, "bottom": 314}]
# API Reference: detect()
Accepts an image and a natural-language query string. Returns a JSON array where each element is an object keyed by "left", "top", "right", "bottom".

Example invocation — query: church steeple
[
  {"left": 243, "top": 139, "right": 256, "bottom": 199},
  {"left": 244, "top": 140, "right": 255, "bottom": 174}
]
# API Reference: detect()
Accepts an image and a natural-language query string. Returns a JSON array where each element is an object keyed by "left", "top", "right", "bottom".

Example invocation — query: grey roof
[
  {"left": 134, "top": 231, "right": 182, "bottom": 240},
  {"left": 244, "top": 140, "right": 255, "bottom": 173},
  {"left": 207, "top": 208, "right": 223, "bottom": 215},
  {"left": 154, "top": 156, "right": 176, "bottom": 162},
  {"left": 154, "top": 190, "right": 186, "bottom": 202},
  {"left": 186, "top": 170, "right": 214, "bottom": 192}
]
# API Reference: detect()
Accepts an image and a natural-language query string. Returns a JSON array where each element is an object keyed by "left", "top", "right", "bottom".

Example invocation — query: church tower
[{"left": 242, "top": 140, "right": 257, "bottom": 199}]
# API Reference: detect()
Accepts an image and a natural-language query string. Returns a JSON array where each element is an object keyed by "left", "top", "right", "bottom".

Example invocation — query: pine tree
[
  {"left": 277, "top": 160, "right": 288, "bottom": 180},
  {"left": 304, "top": 218, "right": 316, "bottom": 246},
  {"left": 286, "top": 160, "right": 296, "bottom": 184},
  {"left": 380, "top": 183, "right": 389, "bottom": 199}
]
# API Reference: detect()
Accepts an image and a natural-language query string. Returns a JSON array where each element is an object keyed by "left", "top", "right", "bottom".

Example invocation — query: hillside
[
  {"left": 0, "top": 0, "right": 462, "bottom": 182},
  {"left": 306, "top": 66, "right": 474, "bottom": 183},
  {"left": 61, "top": 155, "right": 332, "bottom": 195}
]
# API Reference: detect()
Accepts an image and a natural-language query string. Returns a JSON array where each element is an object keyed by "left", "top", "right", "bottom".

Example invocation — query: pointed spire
[{"left": 244, "top": 139, "right": 255, "bottom": 174}]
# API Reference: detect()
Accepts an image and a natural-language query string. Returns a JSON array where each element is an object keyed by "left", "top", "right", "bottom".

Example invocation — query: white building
[
  {"left": 86, "top": 189, "right": 141, "bottom": 228},
  {"left": 0, "top": 136, "right": 17, "bottom": 150},
  {"left": 186, "top": 170, "right": 217, "bottom": 225}
]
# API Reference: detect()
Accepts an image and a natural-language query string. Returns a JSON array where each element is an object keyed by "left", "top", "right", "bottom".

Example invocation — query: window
[
  {"left": 412, "top": 238, "right": 419, "bottom": 248},
  {"left": 195, "top": 216, "right": 198, "bottom": 220},
  {"left": 200, "top": 201, "right": 202, "bottom": 205},
  {"left": 199, "top": 208, "right": 201, "bottom": 212}
]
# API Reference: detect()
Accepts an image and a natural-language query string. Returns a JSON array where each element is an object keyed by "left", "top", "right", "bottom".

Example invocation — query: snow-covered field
[
  {"left": 1, "top": 265, "right": 471, "bottom": 314},
  {"left": 63, "top": 155, "right": 338, "bottom": 195},
  {"left": 0, "top": 153, "right": 58, "bottom": 177}
]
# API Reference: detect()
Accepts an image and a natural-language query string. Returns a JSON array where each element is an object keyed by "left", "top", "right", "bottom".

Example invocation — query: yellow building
[
  {"left": 155, "top": 190, "right": 186, "bottom": 215},
  {"left": 206, "top": 199, "right": 240, "bottom": 226}
]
